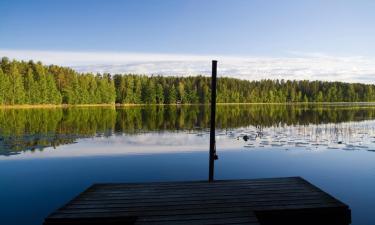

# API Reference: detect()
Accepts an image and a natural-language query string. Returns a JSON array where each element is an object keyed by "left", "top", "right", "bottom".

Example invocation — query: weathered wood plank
[
  {"left": 83, "top": 184, "right": 311, "bottom": 197},
  {"left": 50, "top": 202, "right": 343, "bottom": 217},
  {"left": 135, "top": 216, "right": 258, "bottom": 225},
  {"left": 74, "top": 188, "right": 319, "bottom": 202},
  {"left": 48, "top": 202, "right": 345, "bottom": 219},
  {"left": 91, "top": 176, "right": 299, "bottom": 187},
  {"left": 66, "top": 192, "right": 335, "bottom": 209},
  {"left": 134, "top": 212, "right": 258, "bottom": 222},
  {"left": 87, "top": 178, "right": 304, "bottom": 193},
  {"left": 58, "top": 196, "right": 340, "bottom": 213}
]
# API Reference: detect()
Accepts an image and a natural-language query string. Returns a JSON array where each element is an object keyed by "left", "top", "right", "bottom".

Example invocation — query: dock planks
[{"left": 44, "top": 177, "right": 351, "bottom": 225}]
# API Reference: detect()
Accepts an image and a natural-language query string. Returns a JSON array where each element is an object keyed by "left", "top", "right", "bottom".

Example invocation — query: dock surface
[{"left": 44, "top": 177, "right": 351, "bottom": 225}]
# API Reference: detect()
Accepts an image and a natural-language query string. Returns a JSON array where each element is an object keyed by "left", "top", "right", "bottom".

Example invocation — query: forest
[{"left": 1, "top": 57, "right": 375, "bottom": 105}]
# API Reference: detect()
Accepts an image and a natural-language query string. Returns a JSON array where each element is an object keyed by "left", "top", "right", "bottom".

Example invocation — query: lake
[{"left": 1, "top": 104, "right": 375, "bottom": 225}]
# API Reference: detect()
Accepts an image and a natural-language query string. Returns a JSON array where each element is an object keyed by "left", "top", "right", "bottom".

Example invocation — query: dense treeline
[
  {"left": 0, "top": 57, "right": 115, "bottom": 105},
  {"left": 1, "top": 57, "right": 375, "bottom": 105}
]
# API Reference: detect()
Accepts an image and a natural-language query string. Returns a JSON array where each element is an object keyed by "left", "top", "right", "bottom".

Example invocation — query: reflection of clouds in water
[
  {"left": 3, "top": 120, "right": 375, "bottom": 160},
  {"left": 109, "top": 132, "right": 209, "bottom": 146},
  {"left": 0, "top": 132, "right": 211, "bottom": 160}
]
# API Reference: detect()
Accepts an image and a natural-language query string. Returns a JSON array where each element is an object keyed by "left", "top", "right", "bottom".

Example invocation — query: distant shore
[{"left": 1, "top": 102, "right": 375, "bottom": 109}]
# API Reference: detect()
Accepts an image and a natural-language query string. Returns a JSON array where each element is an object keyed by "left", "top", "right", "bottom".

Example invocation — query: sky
[{"left": 1, "top": 0, "right": 375, "bottom": 83}]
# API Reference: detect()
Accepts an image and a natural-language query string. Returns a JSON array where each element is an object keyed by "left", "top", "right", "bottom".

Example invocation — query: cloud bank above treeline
[{"left": 1, "top": 49, "right": 375, "bottom": 84}]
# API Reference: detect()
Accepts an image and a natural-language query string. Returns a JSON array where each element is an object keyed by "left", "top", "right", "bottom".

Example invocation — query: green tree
[
  {"left": 0, "top": 68, "right": 10, "bottom": 104},
  {"left": 303, "top": 94, "right": 309, "bottom": 103},
  {"left": 24, "top": 68, "right": 35, "bottom": 104},
  {"left": 133, "top": 78, "right": 142, "bottom": 104},
  {"left": 327, "top": 86, "right": 337, "bottom": 102},
  {"left": 167, "top": 84, "right": 177, "bottom": 104},
  {"left": 2, "top": 58, "right": 375, "bottom": 105},
  {"left": 316, "top": 91, "right": 324, "bottom": 102},
  {"left": 46, "top": 73, "right": 62, "bottom": 104},
  {"left": 124, "top": 76, "right": 134, "bottom": 103},
  {"left": 177, "top": 81, "right": 185, "bottom": 103},
  {"left": 114, "top": 75, "right": 126, "bottom": 103},
  {"left": 199, "top": 82, "right": 210, "bottom": 103},
  {"left": 9, "top": 63, "right": 25, "bottom": 104},
  {"left": 156, "top": 83, "right": 164, "bottom": 104}
]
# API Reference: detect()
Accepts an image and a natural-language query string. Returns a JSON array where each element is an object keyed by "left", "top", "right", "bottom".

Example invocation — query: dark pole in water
[{"left": 209, "top": 60, "right": 217, "bottom": 182}]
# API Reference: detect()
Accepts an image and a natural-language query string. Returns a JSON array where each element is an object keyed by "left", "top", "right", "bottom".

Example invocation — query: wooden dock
[{"left": 44, "top": 177, "right": 351, "bottom": 225}]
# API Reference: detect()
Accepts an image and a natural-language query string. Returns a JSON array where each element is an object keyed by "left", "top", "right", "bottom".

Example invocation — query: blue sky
[{"left": 1, "top": 0, "right": 375, "bottom": 82}]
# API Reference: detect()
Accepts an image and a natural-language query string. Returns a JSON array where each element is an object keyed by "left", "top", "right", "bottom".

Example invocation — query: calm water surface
[{"left": 1, "top": 104, "right": 375, "bottom": 225}]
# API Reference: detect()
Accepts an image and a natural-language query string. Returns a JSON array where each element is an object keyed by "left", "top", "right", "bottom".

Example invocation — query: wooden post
[{"left": 209, "top": 60, "right": 217, "bottom": 182}]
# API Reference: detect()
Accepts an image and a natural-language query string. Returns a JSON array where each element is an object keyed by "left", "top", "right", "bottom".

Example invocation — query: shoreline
[{"left": 1, "top": 102, "right": 375, "bottom": 109}]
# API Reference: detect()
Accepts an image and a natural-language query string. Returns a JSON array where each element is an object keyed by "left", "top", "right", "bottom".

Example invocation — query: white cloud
[{"left": 1, "top": 49, "right": 375, "bottom": 83}]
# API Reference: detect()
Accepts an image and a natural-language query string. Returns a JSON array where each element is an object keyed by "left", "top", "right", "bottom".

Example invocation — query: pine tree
[
  {"left": 108, "top": 75, "right": 116, "bottom": 103},
  {"left": 303, "top": 94, "right": 309, "bottom": 103},
  {"left": 316, "top": 91, "right": 324, "bottom": 102},
  {"left": 0, "top": 68, "right": 9, "bottom": 104},
  {"left": 133, "top": 78, "right": 142, "bottom": 104},
  {"left": 200, "top": 82, "right": 210, "bottom": 103},
  {"left": 142, "top": 79, "right": 156, "bottom": 104},
  {"left": 9, "top": 62, "right": 25, "bottom": 104},
  {"left": 24, "top": 68, "right": 35, "bottom": 104},
  {"left": 88, "top": 74, "right": 98, "bottom": 103},
  {"left": 124, "top": 76, "right": 134, "bottom": 103},
  {"left": 167, "top": 84, "right": 177, "bottom": 104},
  {"left": 155, "top": 83, "right": 164, "bottom": 104},
  {"left": 98, "top": 74, "right": 116, "bottom": 104},
  {"left": 177, "top": 82, "right": 185, "bottom": 103},
  {"left": 114, "top": 75, "right": 126, "bottom": 103},
  {"left": 46, "top": 73, "right": 62, "bottom": 104}
]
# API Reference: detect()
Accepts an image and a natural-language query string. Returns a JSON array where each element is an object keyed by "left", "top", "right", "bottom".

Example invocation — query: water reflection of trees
[{"left": 1, "top": 104, "right": 375, "bottom": 155}]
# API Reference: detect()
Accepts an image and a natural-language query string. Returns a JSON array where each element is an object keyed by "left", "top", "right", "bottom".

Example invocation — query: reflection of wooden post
[{"left": 209, "top": 60, "right": 217, "bottom": 182}]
